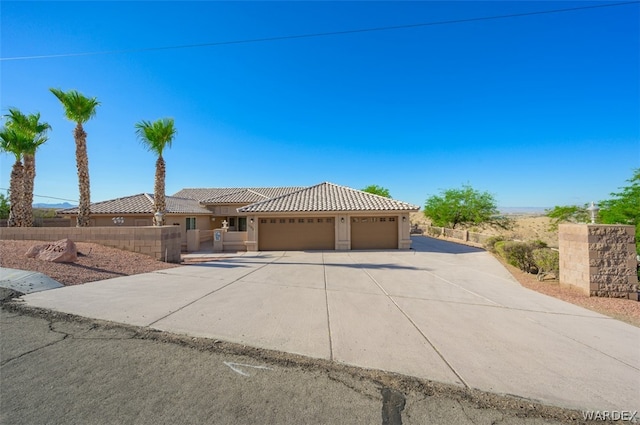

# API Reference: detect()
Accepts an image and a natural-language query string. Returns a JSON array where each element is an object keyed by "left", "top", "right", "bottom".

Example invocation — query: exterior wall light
[
  {"left": 341, "top": 217, "right": 345, "bottom": 223},
  {"left": 402, "top": 216, "right": 406, "bottom": 222},
  {"left": 250, "top": 218, "right": 254, "bottom": 224},
  {"left": 154, "top": 211, "right": 165, "bottom": 226},
  {"left": 586, "top": 202, "right": 599, "bottom": 224}
]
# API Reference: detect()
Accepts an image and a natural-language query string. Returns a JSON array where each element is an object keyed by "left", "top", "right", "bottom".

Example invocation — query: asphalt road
[{"left": 1, "top": 305, "right": 596, "bottom": 425}]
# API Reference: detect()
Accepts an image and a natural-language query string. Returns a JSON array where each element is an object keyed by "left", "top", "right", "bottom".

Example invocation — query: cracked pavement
[{"left": 1, "top": 306, "right": 594, "bottom": 424}]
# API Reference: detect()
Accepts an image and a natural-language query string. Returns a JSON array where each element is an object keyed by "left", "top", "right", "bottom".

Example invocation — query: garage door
[
  {"left": 258, "top": 217, "right": 335, "bottom": 251},
  {"left": 351, "top": 216, "right": 398, "bottom": 250}
]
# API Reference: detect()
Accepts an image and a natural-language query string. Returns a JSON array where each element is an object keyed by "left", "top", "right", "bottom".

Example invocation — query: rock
[
  {"left": 25, "top": 239, "right": 78, "bottom": 263},
  {"left": 25, "top": 245, "right": 43, "bottom": 258}
]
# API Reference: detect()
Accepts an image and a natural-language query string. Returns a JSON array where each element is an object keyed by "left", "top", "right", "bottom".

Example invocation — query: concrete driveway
[{"left": 20, "top": 236, "right": 640, "bottom": 412}]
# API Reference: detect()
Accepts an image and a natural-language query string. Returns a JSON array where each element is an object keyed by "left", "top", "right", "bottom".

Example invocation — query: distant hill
[
  {"left": 33, "top": 202, "right": 76, "bottom": 209},
  {"left": 499, "top": 207, "right": 549, "bottom": 215}
]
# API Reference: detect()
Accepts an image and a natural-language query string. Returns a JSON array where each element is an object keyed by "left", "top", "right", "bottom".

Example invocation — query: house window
[
  {"left": 327, "top": 218, "right": 333, "bottom": 223},
  {"left": 279, "top": 219, "right": 286, "bottom": 224},
  {"left": 389, "top": 217, "right": 396, "bottom": 222},
  {"left": 307, "top": 218, "right": 314, "bottom": 223},
  {"left": 238, "top": 217, "right": 247, "bottom": 231},
  {"left": 380, "top": 218, "right": 386, "bottom": 222},
  {"left": 270, "top": 219, "right": 276, "bottom": 224},
  {"left": 298, "top": 218, "right": 305, "bottom": 223},
  {"left": 186, "top": 217, "right": 197, "bottom": 230},
  {"left": 317, "top": 218, "right": 323, "bottom": 223},
  {"left": 289, "top": 218, "right": 295, "bottom": 223},
  {"left": 261, "top": 219, "right": 267, "bottom": 224}
]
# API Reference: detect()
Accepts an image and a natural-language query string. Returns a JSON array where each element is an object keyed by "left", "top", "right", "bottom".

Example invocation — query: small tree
[
  {"left": 545, "top": 204, "right": 589, "bottom": 231},
  {"left": 0, "top": 192, "right": 10, "bottom": 219},
  {"left": 423, "top": 184, "right": 500, "bottom": 229},
  {"left": 599, "top": 168, "right": 640, "bottom": 255},
  {"left": 361, "top": 185, "right": 391, "bottom": 198}
]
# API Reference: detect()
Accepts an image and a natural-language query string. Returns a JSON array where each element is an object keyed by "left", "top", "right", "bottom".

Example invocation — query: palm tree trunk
[
  {"left": 154, "top": 155, "right": 166, "bottom": 226},
  {"left": 74, "top": 123, "right": 91, "bottom": 227},
  {"left": 7, "top": 160, "right": 24, "bottom": 227},
  {"left": 23, "top": 153, "right": 35, "bottom": 227}
]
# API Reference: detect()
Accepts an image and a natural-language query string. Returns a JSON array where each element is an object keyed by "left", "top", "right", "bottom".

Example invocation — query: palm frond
[
  {"left": 50, "top": 88, "right": 100, "bottom": 124},
  {"left": 135, "top": 118, "right": 176, "bottom": 156}
]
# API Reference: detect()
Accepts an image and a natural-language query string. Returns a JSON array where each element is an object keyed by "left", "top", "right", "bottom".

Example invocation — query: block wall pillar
[{"left": 559, "top": 224, "right": 638, "bottom": 300}]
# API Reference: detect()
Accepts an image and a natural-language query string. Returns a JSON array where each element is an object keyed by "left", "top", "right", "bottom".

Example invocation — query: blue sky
[{"left": 1, "top": 1, "right": 638, "bottom": 208}]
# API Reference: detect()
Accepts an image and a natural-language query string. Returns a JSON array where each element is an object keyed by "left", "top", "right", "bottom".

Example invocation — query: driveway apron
[{"left": 20, "top": 237, "right": 640, "bottom": 411}]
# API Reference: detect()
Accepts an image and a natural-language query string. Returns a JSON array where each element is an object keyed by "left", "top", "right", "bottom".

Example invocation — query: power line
[
  {"left": 0, "top": 188, "right": 77, "bottom": 202},
  {"left": 2, "top": 1, "right": 637, "bottom": 62}
]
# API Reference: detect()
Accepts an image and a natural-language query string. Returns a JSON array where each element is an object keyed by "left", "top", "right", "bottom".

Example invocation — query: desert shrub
[
  {"left": 532, "top": 248, "right": 559, "bottom": 281},
  {"left": 529, "top": 239, "right": 548, "bottom": 249},
  {"left": 484, "top": 236, "right": 505, "bottom": 253},
  {"left": 494, "top": 240, "right": 507, "bottom": 258},
  {"left": 500, "top": 241, "right": 539, "bottom": 274}
]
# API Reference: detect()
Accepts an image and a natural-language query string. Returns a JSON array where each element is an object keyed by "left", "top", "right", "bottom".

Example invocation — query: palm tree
[
  {"left": 0, "top": 127, "right": 29, "bottom": 227},
  {"left": 50, "top": 88, "right": 100, "bottom": 227},
  {"left": 134, "top": 118, "right": 176, "bottom": 226},
  {"left": 4, "top": 108, "right": 51, "bottom": 227}
]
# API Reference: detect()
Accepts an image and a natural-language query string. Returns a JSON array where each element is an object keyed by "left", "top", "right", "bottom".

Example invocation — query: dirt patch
[{"left": 0, "top": 240, "right": 179, "bottom": 286}]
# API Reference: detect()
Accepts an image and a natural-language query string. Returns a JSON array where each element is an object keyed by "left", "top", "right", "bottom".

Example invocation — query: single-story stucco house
[{"left": 60, "top": 182, "right": 419, "bottom": 251}]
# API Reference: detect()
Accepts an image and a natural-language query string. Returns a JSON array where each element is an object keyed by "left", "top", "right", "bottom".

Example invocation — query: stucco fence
[
  {"left": 0, "top": 226, "right": 182, "bottom": 263},
  {"left": 417, "top": 225, "right": 491, "bottom": 246}
]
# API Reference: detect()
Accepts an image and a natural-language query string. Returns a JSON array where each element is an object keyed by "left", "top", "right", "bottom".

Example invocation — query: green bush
[
  {"left": 532, "top": 248, "right": 559, "bottom": 281},
  {"left": 494, "top": 240, "right": 506, "bottom": 258},
  {"left": 500, "top": 241, "right": 539, "bottom": 274},
  {"left": 484, "top": 236, "right": 505, "bottom": 253}
]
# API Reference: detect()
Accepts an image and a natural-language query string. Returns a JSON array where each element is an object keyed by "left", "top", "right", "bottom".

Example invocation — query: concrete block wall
[
  {"left": 559, "top": 224, "right": 638, "bottom": 299},
  {"left": 0, "top": 226, "right": 182, "bottom": 263}
]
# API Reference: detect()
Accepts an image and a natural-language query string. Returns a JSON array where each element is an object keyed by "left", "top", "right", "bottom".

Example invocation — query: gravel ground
[
  {"left": 1, "top": 239, "right": 638, "bottom": 327},
  {"left": 0, "top": 240, "right": 179, "bottom": 286}
]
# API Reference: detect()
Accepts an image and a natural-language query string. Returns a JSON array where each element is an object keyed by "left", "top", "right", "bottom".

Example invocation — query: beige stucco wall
[
  {"left": 65, "top": 213, "right": 214, "bottom": 248},
  {"left": 0, "top": 226, "right": 182, "bottom": 263},
  {"left": 559, "top": 224, "right": 638, "bottom": 299}
]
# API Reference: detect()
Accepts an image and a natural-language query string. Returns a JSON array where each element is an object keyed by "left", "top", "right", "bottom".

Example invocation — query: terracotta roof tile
[
  {"left": 237, "top": 182, "right": 420, "bottom": 213},
  {"left": 173, "top": 187, "right": 304, "bottom": 202},
  {"left": 59, "top": 193, "right": 212, "bottom": 215}
]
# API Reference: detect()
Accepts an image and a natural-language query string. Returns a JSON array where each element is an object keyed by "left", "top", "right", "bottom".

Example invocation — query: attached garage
[
  {"left": 351, "top": 216, "right": 398, "bottom": 249},
  {"left": 238, "top": 182, "right": 419, "bottom": 251},
  {"left": 258, "top": 217, "right": 335, "bottom": 251}
]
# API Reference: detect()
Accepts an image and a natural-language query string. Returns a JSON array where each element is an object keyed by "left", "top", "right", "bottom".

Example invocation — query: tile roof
[
  {"left": 201, "top": 189, "right": 270, "bottom": 204},
  {"left": 59, "top": 193, "right": 212, "bottom": 215},
  {"left": 237, "top": 182, "right": 420, "bottom": 213},
  {"left": 173, "top": 187, "right": 304, "bottom": 203}
]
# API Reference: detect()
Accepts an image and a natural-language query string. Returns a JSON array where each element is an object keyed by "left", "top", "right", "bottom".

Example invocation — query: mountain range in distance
[
  {"left": 499, "top": 207, "right": 549, "bottom": 215},
  {"left": 33, "top": 202, "right": 76, "bottom": 209}
]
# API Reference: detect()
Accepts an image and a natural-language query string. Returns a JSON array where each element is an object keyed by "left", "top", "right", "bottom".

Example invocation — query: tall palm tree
[
  {"left": 0, "top": 127, "right": 29, "bottom": 227},
  {"left": 134, "top": 118, "right": 176, "bottom": 226},
  {"left": 4, "top": 108, "right": 51, "bottom": 227},
  {"left": 50, "top": 88, "right": 100, "bottom": 227}
]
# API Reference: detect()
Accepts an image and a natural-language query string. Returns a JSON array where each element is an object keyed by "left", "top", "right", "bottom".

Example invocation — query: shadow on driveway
[{"left": 410, "top": 236, "right": 485, "bottom": 254}]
